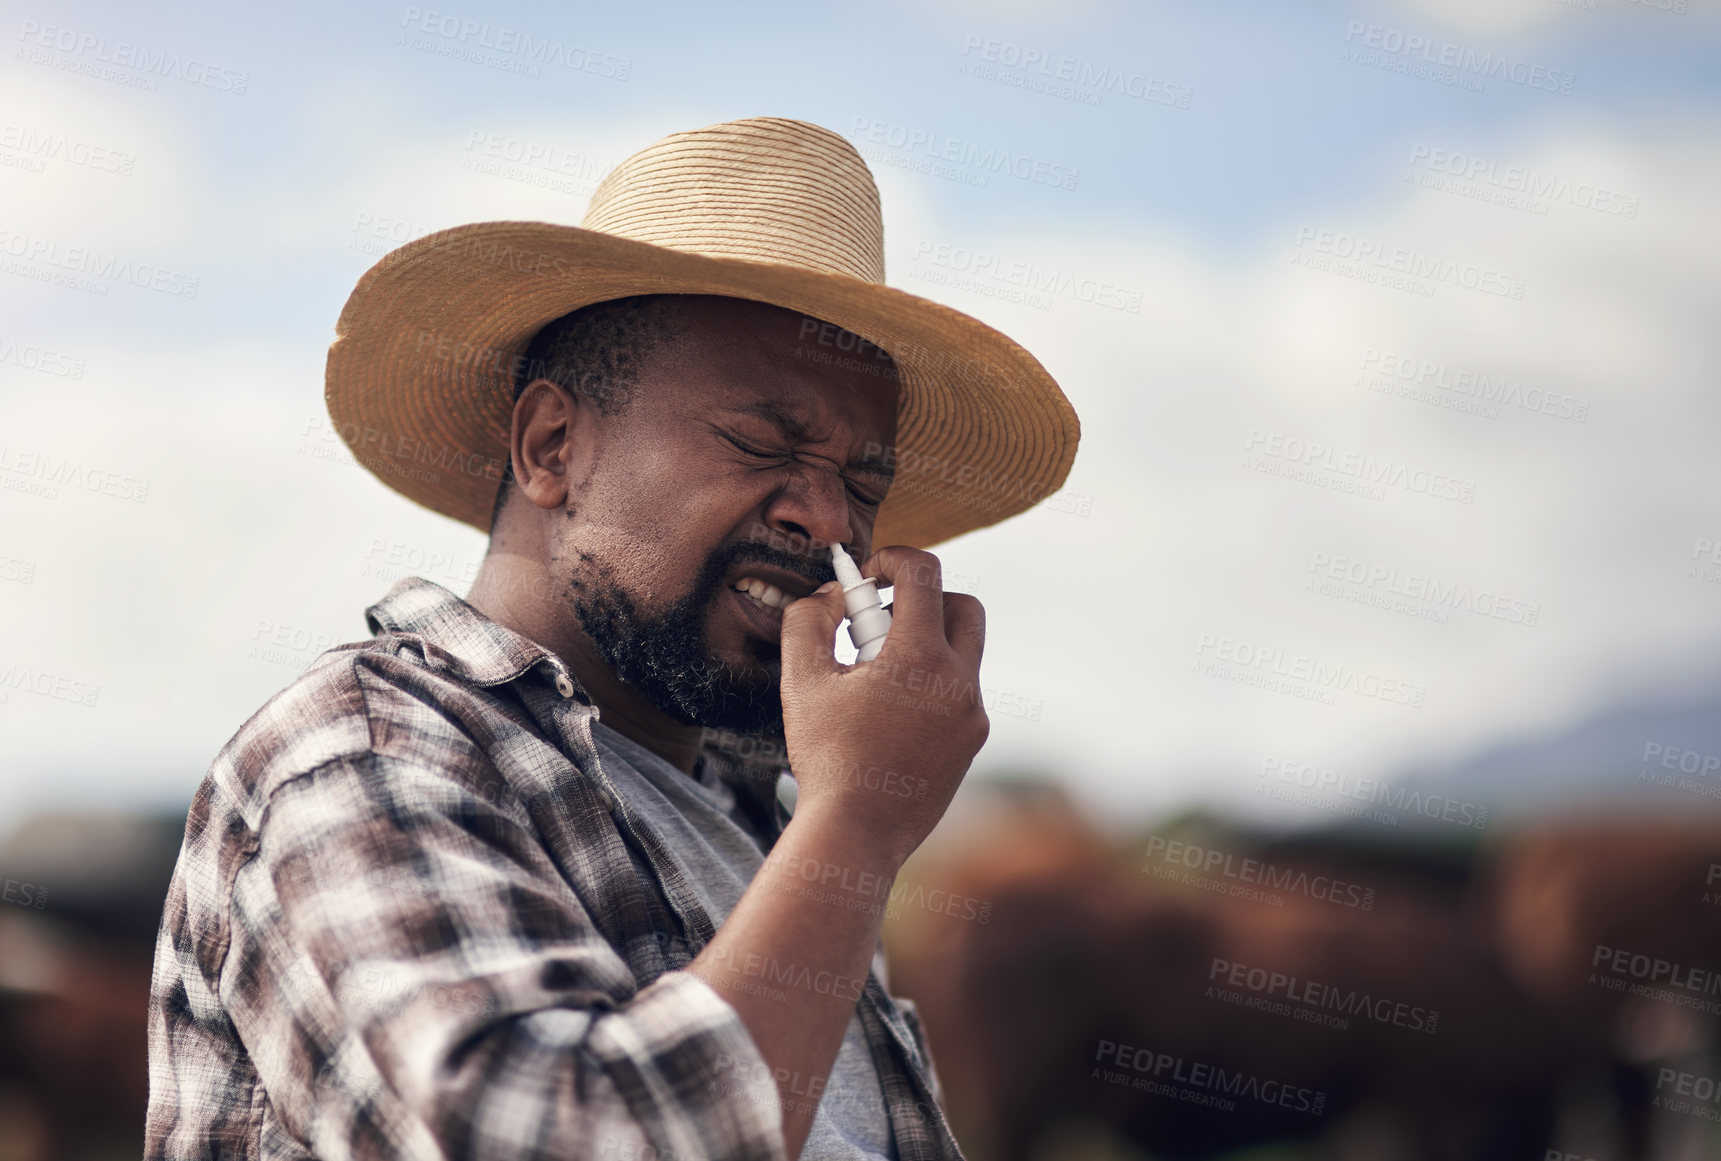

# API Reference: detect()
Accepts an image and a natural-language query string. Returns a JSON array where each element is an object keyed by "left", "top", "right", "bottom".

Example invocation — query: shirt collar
[
  {"left": 364, "top": 575, "right": 789, "bottom": 833},
  {"left": 364, "top": 575, "right": 579, "bottom": 695}
]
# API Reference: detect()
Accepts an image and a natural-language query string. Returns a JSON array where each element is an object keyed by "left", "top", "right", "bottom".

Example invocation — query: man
[{"left": 145, "top": 117, "right": 1079, "bottom": 1161}]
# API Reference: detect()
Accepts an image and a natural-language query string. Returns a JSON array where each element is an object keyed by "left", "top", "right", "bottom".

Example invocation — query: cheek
[
  {"left": 566, "top": 482, "right": 735, "bottom": 600},
  {"left": 621, "top": 457, "right": 775, "bottom": 543}
]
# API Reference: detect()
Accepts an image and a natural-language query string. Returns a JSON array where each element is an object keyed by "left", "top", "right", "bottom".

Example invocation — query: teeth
[{"left": 733, "top": 578, "right": 795, "bottom": 610}]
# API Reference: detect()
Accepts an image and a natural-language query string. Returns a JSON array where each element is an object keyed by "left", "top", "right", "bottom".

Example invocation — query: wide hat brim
[{"left": 325, "top": 220, "right": 1080, "bottom": 548}]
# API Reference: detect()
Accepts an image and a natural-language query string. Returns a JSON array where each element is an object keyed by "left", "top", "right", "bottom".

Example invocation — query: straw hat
[{"left": 325, "top": 116, "right": 1080, "bottom": 548}]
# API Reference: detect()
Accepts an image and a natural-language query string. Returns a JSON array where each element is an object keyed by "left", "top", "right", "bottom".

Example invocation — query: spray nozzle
[{"left": 830, "top": 544, "right": 892, "bottom": 663}]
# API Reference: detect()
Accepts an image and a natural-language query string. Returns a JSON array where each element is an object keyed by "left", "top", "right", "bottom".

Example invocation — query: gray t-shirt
[{"left": 592, "top": 721, "right": 897, "bottom": 1160}]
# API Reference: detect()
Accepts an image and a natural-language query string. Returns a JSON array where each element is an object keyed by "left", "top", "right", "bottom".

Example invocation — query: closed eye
[
  {"left": 846, "top": 481, "right": 884, "bottom": 507},
  {"left": 721, "top": 433, "right": 785, "bottom": 461},
  {"left": 720, "top": 428, "right": 883, "bottom": 505}
]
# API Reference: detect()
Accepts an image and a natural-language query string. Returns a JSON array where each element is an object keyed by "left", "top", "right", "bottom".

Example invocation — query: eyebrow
[{"left": 718, "top": 402, "right": 896, "bottom": 484}]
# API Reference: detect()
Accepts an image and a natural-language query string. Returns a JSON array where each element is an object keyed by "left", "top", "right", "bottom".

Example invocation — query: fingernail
[{"left": 816, "top": 581, "right": 839, "bottom": 595}]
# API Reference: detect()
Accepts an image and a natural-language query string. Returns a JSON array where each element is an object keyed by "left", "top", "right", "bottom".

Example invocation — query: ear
[{"left": 510, "top": 378, "right": 599, "bottom": 511}]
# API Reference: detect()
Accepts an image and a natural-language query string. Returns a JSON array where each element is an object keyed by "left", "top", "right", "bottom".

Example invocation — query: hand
[{"left": 777, "top": 546, "right": 989, "bottom": 870}]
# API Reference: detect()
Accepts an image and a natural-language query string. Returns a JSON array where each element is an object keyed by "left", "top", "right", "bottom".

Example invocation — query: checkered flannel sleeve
[{"left": 151, "top": 748, "right": 789, "bottom": 1161}]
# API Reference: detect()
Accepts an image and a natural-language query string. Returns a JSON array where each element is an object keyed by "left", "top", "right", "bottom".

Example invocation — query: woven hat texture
[{"left": 325, "top": 116, "right": 1080, "bottom": 547}]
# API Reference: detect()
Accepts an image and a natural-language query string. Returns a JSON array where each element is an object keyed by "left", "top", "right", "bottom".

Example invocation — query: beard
[{"left": 565, "top": 538, "right": 834, "bottom": 736}]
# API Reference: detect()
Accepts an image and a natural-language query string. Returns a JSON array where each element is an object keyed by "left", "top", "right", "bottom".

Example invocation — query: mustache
[{"left": 704, "top": 537, "right": 838, "bottom": 591}]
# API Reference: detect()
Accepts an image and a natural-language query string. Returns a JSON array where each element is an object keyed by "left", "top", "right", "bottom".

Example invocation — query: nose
[{"left": 761, "top": 463, "right": 855, "bottom": 560}]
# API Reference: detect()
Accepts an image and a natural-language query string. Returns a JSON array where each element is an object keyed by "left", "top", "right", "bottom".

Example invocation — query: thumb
[{"left": 780, "top": 581, "right": 846, "bottom": 682}]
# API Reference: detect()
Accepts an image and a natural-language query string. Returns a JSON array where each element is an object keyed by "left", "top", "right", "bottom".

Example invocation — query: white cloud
[{"left": 879, "top": 120, "right": 1721, "bottom": 822}]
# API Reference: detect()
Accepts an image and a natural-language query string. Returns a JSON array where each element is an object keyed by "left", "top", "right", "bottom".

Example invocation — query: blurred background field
[{"left": 8, "top": 684, "right": 1721, "bottom": 1159}]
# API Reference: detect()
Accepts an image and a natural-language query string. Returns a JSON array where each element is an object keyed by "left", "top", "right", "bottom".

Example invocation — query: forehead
[{"left": 646, "top": 296, "right": 900, "bottom": 438}]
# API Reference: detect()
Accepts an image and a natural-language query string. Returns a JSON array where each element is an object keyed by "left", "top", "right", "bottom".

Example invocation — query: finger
[
  {"left": 942, "top": 592, "right": 986, "bottom": 673},
  {"left": 860, "top": 546, "right": 945, "bottom": 644},
  {"left": 779, "top": 581, "right": 846, "bottom": 682}
]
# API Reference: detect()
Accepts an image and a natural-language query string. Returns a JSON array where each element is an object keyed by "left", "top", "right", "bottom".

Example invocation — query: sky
[{"left": 1, "top": 0, "right": 1719, "bottom": 839}]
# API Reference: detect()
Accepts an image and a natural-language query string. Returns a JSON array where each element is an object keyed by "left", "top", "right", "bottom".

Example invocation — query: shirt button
[{"left": 554, "top": 673, "right": 576, "bottom": 699}]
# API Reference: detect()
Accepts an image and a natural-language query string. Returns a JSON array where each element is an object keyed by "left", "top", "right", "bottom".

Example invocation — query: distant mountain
[{"left": 1387, "top": 686, "right": 1721, "bottom": 823}]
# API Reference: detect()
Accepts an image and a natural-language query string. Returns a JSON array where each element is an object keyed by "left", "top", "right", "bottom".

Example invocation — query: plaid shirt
[{"left": 146, "top": 576, "right": 962, "bottom": 1161}]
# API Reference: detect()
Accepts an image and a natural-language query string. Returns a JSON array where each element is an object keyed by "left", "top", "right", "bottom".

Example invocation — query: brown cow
[
  {"left": 887, "top": 789, "right": 1620, "bottom": 1161},
  {"left": 1479, "top": 812, "right": 1721, "bottom": 1158}
]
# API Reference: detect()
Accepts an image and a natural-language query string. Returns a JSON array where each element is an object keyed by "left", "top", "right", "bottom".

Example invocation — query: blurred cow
[
  {"left": 887, "top": 789, "right": 1620, "bottom": 1161},
  {"left": 0, "top": 811, "right": 183, "bottom": 1161},
  {"left": 1479, "top": 813, "right": 1721, "bottom": 1158}
]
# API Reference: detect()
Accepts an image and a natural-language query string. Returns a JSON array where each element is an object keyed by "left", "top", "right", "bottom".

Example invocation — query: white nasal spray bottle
[{"left": 830, "top": 545, "right": 892, "bottom": 663}]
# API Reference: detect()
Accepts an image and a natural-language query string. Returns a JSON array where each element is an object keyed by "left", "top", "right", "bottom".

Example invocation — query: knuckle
[
  {"left": 881, "top": 545, "right": 938, "bottom": 571},
  {"left": 901, "top": 550, "right": 941, "bottom": 587}
]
